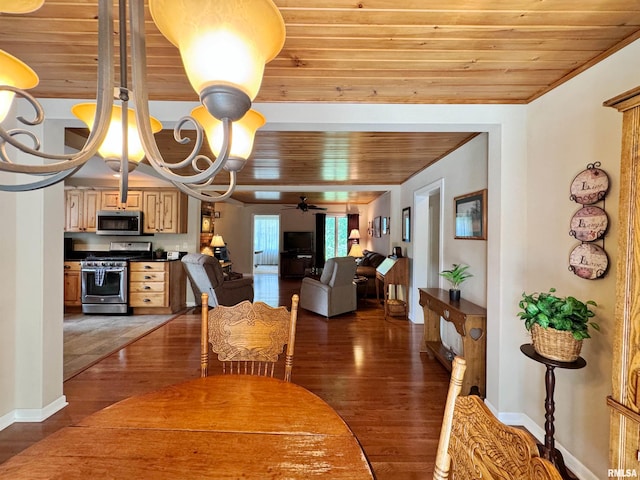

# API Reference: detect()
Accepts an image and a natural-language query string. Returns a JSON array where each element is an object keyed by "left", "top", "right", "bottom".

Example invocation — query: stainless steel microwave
[{"left": 96, "top": 210, "right": 143, "bottom": 236}]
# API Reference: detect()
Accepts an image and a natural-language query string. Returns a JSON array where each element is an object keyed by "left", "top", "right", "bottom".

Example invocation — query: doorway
[
  {"left": 412, "top": 180, "right": 443, "bottom": 320},
  {"left": 253, "top": 215, "right": 280, "bottom": 274}
]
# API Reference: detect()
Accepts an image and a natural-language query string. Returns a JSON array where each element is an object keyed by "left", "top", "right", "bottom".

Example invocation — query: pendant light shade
[
  {"left": 0, "top": 49, "right": 38, "bottom": 122},
  {"left": 72, "top": 103, "right": 162, "bottom": 171},
  {"left": 149, "top": 0, "right": 285, "bottom": 112},
  {"left": 191, "top": 106, "right": 265, "bottom": 167},
  {"left": 0, "top": 0, "right": 44, "bottom": 14}
]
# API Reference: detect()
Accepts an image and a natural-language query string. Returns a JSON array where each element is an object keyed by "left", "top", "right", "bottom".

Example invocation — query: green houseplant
[
  {"left": 440, "top": 264, "right": 473, "bottom": 301},
  {"left": 518, "top": 288, "right": 599, "bottom": 361}
]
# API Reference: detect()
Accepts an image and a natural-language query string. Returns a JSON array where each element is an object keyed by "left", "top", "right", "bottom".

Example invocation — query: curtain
[
  {"left": 347, "top": 213, "right": 359, "bottom": 252},
  {"left": 315, "top": 213, "right": 326, "bottom": 269},
  {"left": 253, "top": 215, "right": 279, "bottom": 265}
]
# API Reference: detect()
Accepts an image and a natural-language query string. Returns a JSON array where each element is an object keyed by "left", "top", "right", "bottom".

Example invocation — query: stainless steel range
[{"left": 80, "top": 241, "right": 152, "bottom": 314}]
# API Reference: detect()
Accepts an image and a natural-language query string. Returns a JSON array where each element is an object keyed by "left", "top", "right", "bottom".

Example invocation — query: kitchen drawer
[
  {"left": 130, "top": 292, "right": 166, "bottom": 307},
  {"left": 130, "top": 262, "right": 166, "bottom": 272},
  {"left": 130, "top": 282, "right": 165, "bottom": 293},
  {"left": 130, "top": 271, "right": 166, "bottom": 283}
]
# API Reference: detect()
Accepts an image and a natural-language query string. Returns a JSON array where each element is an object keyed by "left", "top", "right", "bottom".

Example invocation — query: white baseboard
[
  {"left": 484, "top": 400, "right": 597, "bottom": 480},
  {"left": 0, "top": 395, "right": 68, "bottom": 431}
]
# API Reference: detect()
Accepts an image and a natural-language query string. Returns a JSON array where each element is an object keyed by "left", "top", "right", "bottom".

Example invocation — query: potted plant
[
  {"left": 154, "top": 247, "right": 165, "bottom": 260},
  {"left": 440, "top": 264, "right": 473, "bottom": 302},
  {"left": 518, "top": 288, "right": 599, "bottom": 362}
]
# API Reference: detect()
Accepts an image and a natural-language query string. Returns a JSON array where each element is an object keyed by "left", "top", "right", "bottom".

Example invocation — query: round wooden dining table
[{"left": 0, "top": 375, "right": 375, "bottom": 479}]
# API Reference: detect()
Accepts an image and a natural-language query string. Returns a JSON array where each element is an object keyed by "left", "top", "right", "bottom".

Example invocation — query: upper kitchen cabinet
[
  {"left": 143, "top": 190, "right": 188, "bottom": 234},
  {"left": 100, "top": 190, "right": 143, "bottom": 211},
  {"left": 65, "top": 188, "right": 100, "bottom": 232}
]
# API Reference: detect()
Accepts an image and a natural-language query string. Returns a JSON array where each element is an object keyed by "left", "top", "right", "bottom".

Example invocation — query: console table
[{"left": 419, "top": 288, "right": 487, "bottom": 397}]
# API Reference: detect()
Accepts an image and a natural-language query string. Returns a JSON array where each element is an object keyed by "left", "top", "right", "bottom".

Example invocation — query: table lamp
[
  {"left": 211, "top": 234, "right": 227, "bottom": 261},
  {"left": 348, "top": 243, "right": 364, "bottom": 258}
]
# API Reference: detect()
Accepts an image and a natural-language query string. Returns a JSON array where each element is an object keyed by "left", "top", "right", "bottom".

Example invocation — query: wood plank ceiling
[{"left": 5, "top": 1, "right": 640, "bottom": 205}]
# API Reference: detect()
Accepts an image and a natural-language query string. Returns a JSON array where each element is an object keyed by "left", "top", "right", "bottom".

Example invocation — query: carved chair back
[
  {"left": 200, "top": 293, "right": 299, "bottom": 382},
  {"left": 434, "top": 357, "right": 562, "bottom": 480}
]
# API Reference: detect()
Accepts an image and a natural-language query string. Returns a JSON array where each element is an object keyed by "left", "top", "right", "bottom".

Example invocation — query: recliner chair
[
  {"left": 181, "top": 253, "right": 254, "bottom": 308},
  {"left": 299, "top": 256, "right": 357, "bottom": 318}
]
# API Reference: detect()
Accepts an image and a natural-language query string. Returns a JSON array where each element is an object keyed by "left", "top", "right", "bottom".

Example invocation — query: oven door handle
[{"left": 81, "top": 267, "right": 126, "bottom": 273}]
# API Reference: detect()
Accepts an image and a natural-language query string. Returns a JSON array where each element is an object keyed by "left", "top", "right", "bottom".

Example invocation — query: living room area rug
[{"left": 63, "top": 313, "right": 178, "bottom": 381}]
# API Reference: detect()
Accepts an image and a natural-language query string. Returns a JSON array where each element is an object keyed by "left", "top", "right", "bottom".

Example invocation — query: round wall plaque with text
[
  {"left": 569, "top": 243, "right": 609, "bottom": 280},
  {"left": 569, "top": 206, "right": 609, "bottom": 242},
  {"left": 569, "top": 164, "right": 609, "bottom": 205}
]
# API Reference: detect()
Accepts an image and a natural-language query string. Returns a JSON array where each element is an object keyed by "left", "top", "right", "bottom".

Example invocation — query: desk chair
[
  {"left": 200, "top": 293, "right": 299, "bottom": 382},
  {"left": 434, "top": 357, "right": 562, "bottom": 480}
]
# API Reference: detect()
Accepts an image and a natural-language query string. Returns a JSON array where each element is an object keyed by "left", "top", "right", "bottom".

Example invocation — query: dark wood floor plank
[{"left": 0, "top": 276, "right": 450, "bottom": 479}]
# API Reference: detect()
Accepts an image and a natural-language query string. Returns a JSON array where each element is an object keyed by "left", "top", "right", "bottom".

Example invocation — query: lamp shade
[
  {"left": 72, "top": 103, "right": 162, "bottom": 170},
  {"left": 0, "top": 0, "right": 44, "bottom": 13},
  {"left": 149, "top": 0, "right": 285, "bottom": 102},
  {"left": 0, "top": 49, "right": 39, "bottom": 123},
  {"left": 210, "top": 234, "right": 226, "bottom": 247},
  {"left": 191, "top": 107, "right": 264, "bottom": 161},
  {"left": 348, "top": 229, "right": 361, "bottom": 240},
  {"left": 348, "top": 243, "right": 364, "bottom": 258}
]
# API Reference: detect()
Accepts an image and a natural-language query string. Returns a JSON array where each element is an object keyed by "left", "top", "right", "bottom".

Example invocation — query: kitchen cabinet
[
  {"left": 129, "top": 261, "right": 186, "bottom": 314},
  {"left": 65, "top": 189, "right": 101, "bottom": 232},
  {"left": 100, "top": 190, "right": 143, "bottom": 211},
  {"left": 63, "top": 261, "right": 82, "bottom": 311},
  {"left": 142, "top": 190, "right": 188, "bottom": 234}
]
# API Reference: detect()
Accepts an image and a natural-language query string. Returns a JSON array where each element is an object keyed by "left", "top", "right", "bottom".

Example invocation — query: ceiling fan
[{"left": 284, "top": 196, "right": 328, "bottom": 213}]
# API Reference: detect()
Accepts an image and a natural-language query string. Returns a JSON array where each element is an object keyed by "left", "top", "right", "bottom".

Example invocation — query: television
[{"left": 283, "top": 231, "right": 313, "bottom": 253}]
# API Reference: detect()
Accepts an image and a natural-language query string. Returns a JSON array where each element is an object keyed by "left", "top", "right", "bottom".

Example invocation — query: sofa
[{"left": 356, "top": 250, "right": 387, "bottom": 296}]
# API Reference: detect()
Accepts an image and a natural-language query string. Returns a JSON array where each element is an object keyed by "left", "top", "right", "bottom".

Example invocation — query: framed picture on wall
[
  {"left": 402, "top": 207, "right": 411, "bottom": 242},
  {"left": 454, "top": 189, "right": 487, "bottom": 240},
  {"left": 201, "top": 215, "right": 212, "bottom": 233},
  {"left": 382, "top": 216, "right": 389, "bottom": 235},
  {"left": 373, "top": 216, "right": 382, "bottom": 238}
]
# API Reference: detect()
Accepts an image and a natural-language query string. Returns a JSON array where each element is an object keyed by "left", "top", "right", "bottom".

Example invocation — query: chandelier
[{"left": 0, "top": 0, "right": 285, "bottom": 202}]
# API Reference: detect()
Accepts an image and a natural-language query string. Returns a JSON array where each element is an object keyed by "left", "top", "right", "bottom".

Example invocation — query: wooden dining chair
[
  {"left": 200, "top": 293, "right": 299, "bottom": 382},
  {"left": 433, "top": 357, "right": 562, "bottom": 480}
]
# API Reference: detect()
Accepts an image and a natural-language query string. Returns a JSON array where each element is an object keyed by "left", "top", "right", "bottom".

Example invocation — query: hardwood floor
[{"left": 0, "top": 275, "right": 450, "bottom": 479}]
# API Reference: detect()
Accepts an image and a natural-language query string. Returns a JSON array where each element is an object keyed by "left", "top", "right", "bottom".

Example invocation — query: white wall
[{"left": 521, "top": 39, "right": 640, "bottom": 478}]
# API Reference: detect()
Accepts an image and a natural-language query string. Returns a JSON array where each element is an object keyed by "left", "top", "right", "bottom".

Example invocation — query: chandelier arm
[
  {"left": 0, "top": 0, "right": 115, "bottom": 176},
  {"left": 129, "top": 0, "right": 235, "bottom": 186},
  {"left": 171, "top": 170, "right": 238, "bottom": 203},
  {"left": 119, "top": 98, "right": 129, "bottom": 203},
  {"left": 0, "top": 166, "right": 81, "bottom": 192}
]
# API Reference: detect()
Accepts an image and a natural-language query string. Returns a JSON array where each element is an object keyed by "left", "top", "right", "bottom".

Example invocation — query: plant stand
[{"left": 520, "top": 344, "right": 586, "bottom": 480}]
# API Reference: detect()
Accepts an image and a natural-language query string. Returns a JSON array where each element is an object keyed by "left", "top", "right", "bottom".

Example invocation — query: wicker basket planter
[{"left": 531, "top": 323, "right": 583, "bottom": 362}]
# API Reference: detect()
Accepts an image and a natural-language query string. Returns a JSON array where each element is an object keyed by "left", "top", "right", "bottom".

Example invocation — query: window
[{"left": 324, "top": 215, "right": 348, "bottom": 260}]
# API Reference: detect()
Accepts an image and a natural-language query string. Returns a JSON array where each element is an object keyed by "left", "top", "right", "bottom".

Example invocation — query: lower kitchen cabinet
[
  {"left": 129, "top": 261, "right": 186, "bottom": 314},
  {"left": 64, "top": 261, "right": 82, "bottom": 311}
]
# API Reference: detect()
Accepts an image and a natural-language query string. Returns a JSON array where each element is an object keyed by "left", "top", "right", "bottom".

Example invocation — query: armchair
[
  {"left": 299, "top": 256, "right": 357, "bottom": 318},
  {"left": 181, "top": 253, "right": 254, "bottom": 308}
]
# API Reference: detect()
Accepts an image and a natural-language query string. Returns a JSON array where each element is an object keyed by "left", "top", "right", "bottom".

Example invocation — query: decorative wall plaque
[
  {"left": 569, "top": 243, "right": 609, "bottom": 280},
  {"left": 568, "top": 162, "right": 609, "bottom": 279},
  {"left": 569, "top": 162, "right": 609, "bottom": 205},
  {"left": 569, "top": 206, "right": 608, "bottom": 242}
]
